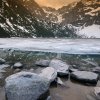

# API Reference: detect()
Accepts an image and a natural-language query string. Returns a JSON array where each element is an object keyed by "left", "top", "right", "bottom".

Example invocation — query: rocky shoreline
[{"left": 0, "top": 57, "right": 100, "bottom": 100}]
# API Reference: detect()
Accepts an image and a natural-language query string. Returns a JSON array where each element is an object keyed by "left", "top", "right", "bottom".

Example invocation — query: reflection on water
[{"left": 0, "top": 50, "right": 100, "bottom": 100}]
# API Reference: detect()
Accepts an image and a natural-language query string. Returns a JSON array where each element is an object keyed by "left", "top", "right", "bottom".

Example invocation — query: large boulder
[
  {"left": 13, "top": 62, "right": 23, "bottom": 69},
  {"left": 49, "top": 59, "right": 69, "bottom": 77},
  {"left": 0, "top": 58, "right": 6, "bottom": 64},
  {"left": 5, "top": 72, "right": 50, "bottom": 100},
  {"left": 35, "top": 60, "right": 50, "bottom": 67},
  {"left": 39, "top": 67, "right": 57, "bottom": 83},
  {"left": 70, "top": 71, "right": 99, "bottom": 85}
]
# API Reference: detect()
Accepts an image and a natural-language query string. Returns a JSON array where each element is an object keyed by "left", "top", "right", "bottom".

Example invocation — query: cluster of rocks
[{"left": 0, "top": 58, "right": 100, "bottom": 100}]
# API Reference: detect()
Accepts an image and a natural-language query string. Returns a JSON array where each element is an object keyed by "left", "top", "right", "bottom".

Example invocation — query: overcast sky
[{"left": 35, "top": 0, "right": 78, "bottom": 9}]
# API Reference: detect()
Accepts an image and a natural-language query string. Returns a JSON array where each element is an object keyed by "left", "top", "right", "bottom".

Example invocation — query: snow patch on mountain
[
  {"left": 85, "top": 7, "right": 100, "bottom": 16},
  {"left": 77, "top": 25, "right": 100, "bottom": 38},
  {"left": 57, "top": 14, "right": 64, "bottom": 23}
]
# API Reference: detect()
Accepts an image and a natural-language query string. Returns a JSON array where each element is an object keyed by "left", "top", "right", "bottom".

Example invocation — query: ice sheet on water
[{"left": 0, "top": 38, "right": 100, "bottom": 54}]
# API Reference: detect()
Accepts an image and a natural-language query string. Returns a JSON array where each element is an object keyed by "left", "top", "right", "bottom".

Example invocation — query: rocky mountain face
[
  {"left": 0, "top": 0, "right": 55, "bottom": 37},
  {"left": 43, "top": 0, "right": 100, "bottom": 38},
  {"left": 58, "top": 0, "right": 100, "bottom": 26},
  {"left": 0, "top": 0, "right": 100, "bottom": 38}
]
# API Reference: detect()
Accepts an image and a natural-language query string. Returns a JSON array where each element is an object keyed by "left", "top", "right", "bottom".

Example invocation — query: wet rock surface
[
  {"left": 5, "top": 72, "right": 50, "bottom": 100},
  {"left": 71, "top": 71, "right": 99, "bottom": 85}
]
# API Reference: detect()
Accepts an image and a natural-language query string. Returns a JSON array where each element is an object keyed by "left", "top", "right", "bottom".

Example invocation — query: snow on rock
[
  {"left": 77, "top": 25, "right": 100, "bottom": 38},
  {"left": 14, "top": 24, "right": 29, "bottom": 33},
  {"left": 57, "top": 14, "right": 64, "bottom": 23},
  {"left": 6, "top": 19, "right": 15, "bottom": 30},
  {"left": 85, "top": 7, "right": 100, "bottom": 16}
]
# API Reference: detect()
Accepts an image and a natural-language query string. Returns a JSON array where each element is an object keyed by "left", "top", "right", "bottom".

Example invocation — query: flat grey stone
[
  {"left": 71, "top": 71, "right": 99, "bottom": 85},
  {"left": 13, "top": 62, "right": 23, "bottom": 69},
  {"left": 49, "top": 59, "right": 69, "bottom": 77},
  {"left": 35, "top": 60, "right": 50, "bottom": 67}
]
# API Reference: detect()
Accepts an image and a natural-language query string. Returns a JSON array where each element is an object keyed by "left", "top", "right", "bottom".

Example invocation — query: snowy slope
[{"left": 77, "top": 25, "right": 100, "bottom": 38}]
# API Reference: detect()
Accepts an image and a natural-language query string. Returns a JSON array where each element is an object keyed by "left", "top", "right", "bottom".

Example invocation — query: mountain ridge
[{"left": 0, "top": 0, "right": 100, "bottom": 38}]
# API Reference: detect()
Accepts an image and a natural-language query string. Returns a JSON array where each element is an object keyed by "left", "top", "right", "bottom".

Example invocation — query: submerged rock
[
  {"left": 46, "top": 96, "right": 51, "bottom": 100},
  {"left": 70, "top": 71, "right": 99, "bottom": 85},
  {"left": 13, "top": 62, "right": 23, "bottom": 69},
  {"left": 0, "top": 58, "right": 6, "bottom": 64},
  {"left": 57, "top": 77, "right": 65, "bottom": 86},
  {"left": 39, "top": 67, "right": 57, "bottom": 83},
  {"left": 5, "top": 71, "right": 50, "bottom": 100},
  {"left": 49, "top": 59, "right": 69, "bottom": 77},
  {"left": 35, "top": 60, "right": 50, "bottom": 67},
  {"left": 94, "top": 87, "right": 100, "bottom": 99}
]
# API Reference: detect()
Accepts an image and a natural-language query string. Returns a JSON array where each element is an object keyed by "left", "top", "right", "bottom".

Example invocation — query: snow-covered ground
[
  {"left": 0, "top": 38, "right": 100, "bottom": 54},
  {"left": 77, "top": 25, "right": 100, "bottom": 38}
]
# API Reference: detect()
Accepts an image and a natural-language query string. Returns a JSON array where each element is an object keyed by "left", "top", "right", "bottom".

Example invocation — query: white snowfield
[
  {"left": 77, "top": 25, "right": 100, "bottom": 38},
  {"left": 0, "top": 38, "right": 100, "bottom": 54}
]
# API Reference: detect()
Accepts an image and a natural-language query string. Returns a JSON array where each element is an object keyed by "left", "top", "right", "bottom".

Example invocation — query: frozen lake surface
[{"left": 0, "top": 38, "right": 100, "bottom": 54}]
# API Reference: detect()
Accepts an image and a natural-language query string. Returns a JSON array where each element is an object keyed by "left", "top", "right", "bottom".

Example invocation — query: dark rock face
[
  {"left": 70, "top": 71, "right": 99, "bottom": 85},
  {"left": 5, "top": 71, "right": 50, "bottom": 100},
  {"left": 35, "top": 60, "right": 50, "bottom": 67},
  {"left": 58, "top": 0, "right": 100, "bottom": 26},
  {"left": 49, "top": 59, "right": 69, "bottom": 77},
  {"left": 69, "top": 68, "right": 78, "bottom": 73},
  {"left": 0, "top": 0, "right": 54, "bottom": 38}
]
